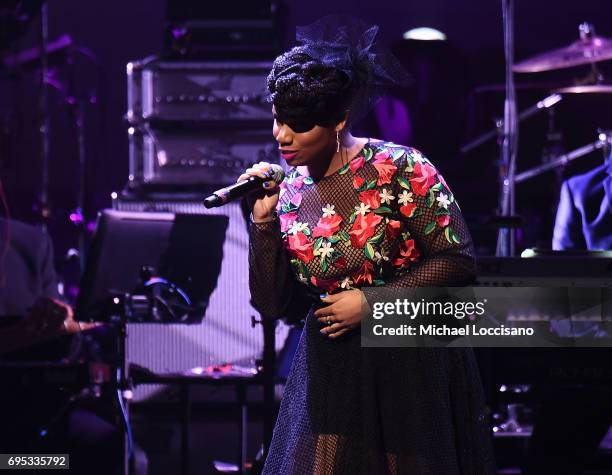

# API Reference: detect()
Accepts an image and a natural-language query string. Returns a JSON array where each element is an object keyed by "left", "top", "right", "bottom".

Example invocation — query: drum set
[
  {"left": 512, "top": 22, "right": 612, "bottom": 180},
  {"left": 462, "top": 22, "right": 612, "bottom": 255}
]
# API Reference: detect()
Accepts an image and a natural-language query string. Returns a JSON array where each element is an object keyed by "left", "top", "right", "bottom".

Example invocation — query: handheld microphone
[{"left": 203, "top": 164, "right": 285, "bottom": 209}]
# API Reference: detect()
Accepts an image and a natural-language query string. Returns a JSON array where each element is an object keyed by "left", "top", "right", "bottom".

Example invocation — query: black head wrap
[{"left": 267, "top": 15, "right": 412, "bottom": 131}]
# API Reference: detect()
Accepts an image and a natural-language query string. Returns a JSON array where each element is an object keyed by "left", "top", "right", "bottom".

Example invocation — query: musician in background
[
  {"left": 552, "top": 147, "right": 612, "bottom": 250},
  {"left": 0, "top": 211, "right": 121, "bottom": 474},
  {"left": 524, "top": 150, "right": 612, "bottom": 474},
  {"left": 0, "top": 216, "right": 88, "bottom": 354}
]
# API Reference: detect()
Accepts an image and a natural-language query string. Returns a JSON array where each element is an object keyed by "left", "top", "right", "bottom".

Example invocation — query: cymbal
[
  {"left": 514, "top": 23, "right": 612, "bottom": 73},
  {"left": 555, "top": 84, "right": 612, "bottom": 94}
]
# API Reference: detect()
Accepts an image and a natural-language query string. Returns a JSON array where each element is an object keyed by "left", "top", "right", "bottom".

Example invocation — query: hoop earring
[{"left": 336, "top": 130, "right": 340, "bottom": 154}]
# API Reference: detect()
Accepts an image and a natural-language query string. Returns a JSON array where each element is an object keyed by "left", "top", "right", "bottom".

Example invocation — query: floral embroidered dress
[{"left": 249, "top": 140, "right": 496, "bottom": 474}]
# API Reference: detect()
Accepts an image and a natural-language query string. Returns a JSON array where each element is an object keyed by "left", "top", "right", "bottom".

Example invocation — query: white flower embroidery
[
  {"left": 354, "top": 203, "right": 371, "bottom": 216},
  {"left": 398, "top": 190, "right": 414, "bottom": 206},
  {"left": 318, "top": 241, "right": 334, "bottom": 259},
  {"left": 340, "top": 277, "right": 353, "bottom": 289},
  {"left": 287, "top": 221, "right": 308, "bottom": 235},
  {"left": 322, "top": 204, "right": 336, "bottom": 218},
  {"left": 374, "top": 250, "right": 390, "bottom": 264},
  {"left": 379, "top": 188, "right": 395, "bottom": 205},
  {"left": 297, "top": 273, "right": 308, "bottom": 284},
  {"left": 411, "top": 151, "right": 426, "bottom": 163},
  {"left": 436, "top": 193, "right": 451, "bottom": 209}
]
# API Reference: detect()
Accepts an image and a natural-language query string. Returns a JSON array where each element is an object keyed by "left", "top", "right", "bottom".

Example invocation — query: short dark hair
[{"left": 266, "top": 46, "right": 353, "bottom": 127}]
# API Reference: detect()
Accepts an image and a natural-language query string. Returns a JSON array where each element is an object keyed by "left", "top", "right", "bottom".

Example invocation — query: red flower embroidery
[
  {"left": 312, "top": 214, "right": 343, "bottom": 238},
  {"left": 393, "top": 239, "right": 421, "bottom": 267},
  {"left": 349, "top": 213, "right": 383, "bottom": 248},
  {"left": 437, "top": 214, "right": 451, "bottom": 228},
  {"left": 385, "top": 219, "right": 401, "bottom": 240},
  {"left": 333, "top": 256, "right": 347, "bottom": 269},
  {"left": 400, "top": 203, "right": 418, "bottom": 218},
  {"left": 372, "top": 155, "right": 397, "bottom": 186},
  {"left": 409, "top": 162, "right": 437, "bottom": 196},
  {"left": 353, "top": 261, "right": 375, "bottom": 285},
  {"left": 353, "top": 176, "right": 365, "bottom": 189},
  {"left": 374, "top": 149, "right": 391, "bottom": 161},
  {"left": 349, "top": 154, "right": 365, "bottom": 173},
  {"left": 358, "top": 189, "right": 381, "bottom": 209},
  {"left": 290, "top": 192, "right": 303, "bottom": 207},
  {"left": 279, "top": 211, "right": 298, "bottom": 233},
  {"left": 310, "top": 276, "right": 339, "bottom": 293},
  {"left": 287, "top": 231, "right": 314, "bottom": 263},
  {"left": 293, "top": 175, "right": 305, "bottom": 190}
]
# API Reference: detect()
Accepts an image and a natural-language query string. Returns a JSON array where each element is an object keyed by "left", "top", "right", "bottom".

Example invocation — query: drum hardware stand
[
  {"left": 514, "top": 131, "right": 610, "bottom": 184},
  {"left": 107, "top": 293, "right": 134, "bottom": 475},
  {"left": 460, "top": 94, "right": 562, "bottom": 155},
  {"left": 492, "top": 384, "right": 531, "bottom": 435},
  {"left": 496, "top": 0, "right": 519, "bottom": 257},
  {"left": 577, "top": 23, "right": 605, "bottom": 85}
]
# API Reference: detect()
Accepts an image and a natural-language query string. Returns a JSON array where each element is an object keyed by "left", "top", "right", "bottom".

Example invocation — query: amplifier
[
  {"left": 127, "top": 58, "right": 273, "bottom": 122},
  {"left": 127, "top": 124, "right": 278, "bottom": 187}
]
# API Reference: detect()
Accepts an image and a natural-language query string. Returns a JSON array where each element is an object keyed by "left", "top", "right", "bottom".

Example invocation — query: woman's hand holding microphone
[{"left": 238, "top": 161, "right": 281, "bottom": 222}]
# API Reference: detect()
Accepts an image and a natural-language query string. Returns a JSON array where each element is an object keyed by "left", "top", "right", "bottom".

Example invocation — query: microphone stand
[{"left": 496, "top": 0, "right": 519, "bottom": 257}]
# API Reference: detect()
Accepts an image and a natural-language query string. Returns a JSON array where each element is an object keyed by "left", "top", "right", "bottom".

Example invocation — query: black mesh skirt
[{"left": 262, "top": 309, "right": 497, "bottom": 474}]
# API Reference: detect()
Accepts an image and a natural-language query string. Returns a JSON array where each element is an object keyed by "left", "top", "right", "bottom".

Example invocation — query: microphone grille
[{"left": 269, "top": 164, "right": 285, "bottom": 184}]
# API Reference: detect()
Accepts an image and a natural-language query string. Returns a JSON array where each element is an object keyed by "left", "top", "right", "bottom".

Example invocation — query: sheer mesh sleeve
[
  {"left": 248, "top": 219, "right": 313, "bottom": 323},
  {"left": 361, "top": 151, "right": 476, "bottom": 305}
]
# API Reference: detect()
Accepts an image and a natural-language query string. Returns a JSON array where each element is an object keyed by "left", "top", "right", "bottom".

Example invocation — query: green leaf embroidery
[
  {"left": 405, "top": 160, "right": 414, "bottom": 173},
  {"left": 373, "top": 279, "right": 385, "bottom": 286},
  {"left": 338, "top": 163, "right": 350, "bottom": 175},
  {"left": 449, "top": 227, "right": 461, "bottom": 244},
  {"left": 366, "top": 180, "right": 377, "bottom": 190},
  {"left": 340, "top": 230, "right": 351, "bottom": 241},
  {"left": 424, "top": 222, "right": 437, "bottom": 235},
  {"left": 328, "top": 235, "right": 341, "bottom": 244},
  {"left": 356, "top": 180, "right": 370, "bottom": 192},
  {"left": 411, "top": 208, "right": 424, "bottom": 218},
  {"left": 435, "top": 208, "right": 451, "bottom": 216},
  {"left": 321, "top": 256, "right": 328, "bottom": 273},
  {"left": 314, "top": 237, "right": 324, "bottom": 251},
  {"left": 373, "top": 206, "right": 392, "bottom": 214},
  {"left": 364, "top": 148, "right": 373, "bottom": 161},
  {"left": 303, "top": 176, "right": 314, "bottom": 185},
  {"left": 302, "top": 227, "right": 311, "bottom": 236},
  {"left": 432, "top": 182, "right": 443, "bottom": 192},
  {"left": 444, "top": 227, "right": 452, "bottom": 244},
  {"left": 397, "top": 176, "right": 411, "bottom": 190},
  {"left": 348, "top": 211, "right": 358, "bottom": 225},
  {"left": 391, "top": 148, "right": 405, "bottom": 161},
  {"left": 364, "top": 242, "right": 375, "bottom": 260},
  {"left": 426, "top": 190, "right": 435, "bottom": 208},
  {"left": 368, "top": 231, "right": 384, "bottom": 245}
]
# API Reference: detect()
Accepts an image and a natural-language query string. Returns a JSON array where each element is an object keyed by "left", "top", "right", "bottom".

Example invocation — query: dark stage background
[
  {"left": 1, "top": 2, "right": 612, "bottom": 474},
  {"left": 0, "top": 0, "right": 611, "bottom": 260}
]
